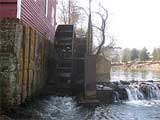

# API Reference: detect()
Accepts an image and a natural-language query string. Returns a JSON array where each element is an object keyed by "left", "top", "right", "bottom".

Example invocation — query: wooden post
[{"left": 23, "top": 26, "right": 30, "bottom": 100}]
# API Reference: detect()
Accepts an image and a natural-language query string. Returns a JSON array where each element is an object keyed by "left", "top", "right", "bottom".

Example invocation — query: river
[
  {"left": 111, "top": 67, "right": 160, "bottom": 82},
  {"left": 8, "top": 68, "right": 160, "bottom": 120}
]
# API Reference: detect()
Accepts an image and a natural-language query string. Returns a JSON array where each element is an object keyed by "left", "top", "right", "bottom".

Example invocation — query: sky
[{"left": 78, "top": 0, "right": 160, "bottom": 52}]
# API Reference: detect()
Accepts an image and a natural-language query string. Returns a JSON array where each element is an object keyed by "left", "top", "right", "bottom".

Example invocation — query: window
[
  {"left": 51, "top": 7, "right": 55, "bottom": 26},
  {"left": 45, "top": 0, "right": 48, "bottom": 17}
]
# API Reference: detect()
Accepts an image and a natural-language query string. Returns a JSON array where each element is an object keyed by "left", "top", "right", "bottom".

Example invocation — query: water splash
[
  {"left": 126, "top": 86, "right": 144, "bottom": 101},
  {"left": 125, "top": 82, "right": 160, "bottom": 101}
]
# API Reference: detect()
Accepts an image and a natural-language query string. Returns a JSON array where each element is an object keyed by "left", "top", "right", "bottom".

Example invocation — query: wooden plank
[
  {"left": 29, "top": 27, "right": 35, "bottom": 69},
  {"left": 19, "top": 46, "right": 24, "bottom": 104},
  {"left": 18, "top": 70, "right": 23, "bottom": 104},
  {"left": 32, "top": 70, "right": 37, "bottom": 95},
  {"left": 24, "top": 26, "right": 30, "bottom": 69},
  {"left": 31, "top": 70, "right": 35, "bottom": 95},
  {"left": 22, "top": 70, "right": 28, "bottom": 102},
  {"left": 34, "top": 31, "right": 39, "bottom": 66},
  {"left": 36, "top": 71, "right": 40, "bottom": 94},
  {"left": 28, "top": 69, "right": 33, "bottom": 96},
  {"left": 33, "top": 30, "right": 36, "bottom": 68}
]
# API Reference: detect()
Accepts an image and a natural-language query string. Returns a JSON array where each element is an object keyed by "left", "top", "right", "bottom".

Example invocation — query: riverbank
[{"left": 113, "top": 61, "right": 160, "bottom": 72}]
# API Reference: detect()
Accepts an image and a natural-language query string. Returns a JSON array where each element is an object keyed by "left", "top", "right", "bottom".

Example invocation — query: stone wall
[
  {"left": 0, "top": 19, "right": 50, "bottom": 110},
  {"left": 96, "top": 56, "right": 111, "bottom": 82}
]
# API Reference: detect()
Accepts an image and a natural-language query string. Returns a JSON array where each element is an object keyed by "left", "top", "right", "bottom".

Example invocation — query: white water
[
  {"left": 122, "top": 82, "right": 160, "bottom": 109},
  {"left": 125, "top": 87, "right": 144, "bottom": 101},
  {"left": 125, "top": 82, "right": 160, "bottom": 101}
]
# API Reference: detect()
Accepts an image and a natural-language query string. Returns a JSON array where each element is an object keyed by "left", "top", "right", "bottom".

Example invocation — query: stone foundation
[
  {"left": 96, "top": 56, "right": 111, "bottom": 82},
  {"left": 0, "top": 19, "right": 51, "bottom": 110}
]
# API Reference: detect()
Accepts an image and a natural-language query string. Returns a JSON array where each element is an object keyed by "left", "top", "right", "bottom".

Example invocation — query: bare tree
[
  {"left": 92, "top": 3, "right": 109, "bottom": 55},
  {"left": 76, "top": 28, "right": 86, "bottom": 37},
  {"left": 93, "top": 3, "right": 115, "bottom": 56},
  {"left": 58, "top": 0, "right": 115, "bottom": 58},
  {"left": 58, "top": 0, "right": 68, "bottom": 24},
  {"left": 58, "top": 0, "right": 81, "bottom": 25}
]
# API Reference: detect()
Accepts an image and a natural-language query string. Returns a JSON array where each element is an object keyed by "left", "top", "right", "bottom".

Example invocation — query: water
[
  {"left": 125, "top": 87, "right": 144, "bottom": 100},
  {"left": 125, "top": 82, "right": 160, "bottom": 100},
  {"left": 11, "top": 96, "right": 96, "bottom": 120},
  {"left": 95, "top": 102, "right": 160, "bottom": 120},
  {"left": 9, "top": 68, "right": 160, "bottom": 120},
  {"left": 111, "top": 67, "right": 160, "bottom": 82},
  {"left": 12, "top": 96, "right": 160, "bottom": 120}
]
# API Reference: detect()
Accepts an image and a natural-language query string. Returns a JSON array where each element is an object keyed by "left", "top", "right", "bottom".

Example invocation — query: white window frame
[
  {"left": 17, "top": 0, "right": 22, "bottom": 18},
  {"left": 45, "top": 0, "right": 49, "bottom": 17},
  {"left": 51, "top": 7, "right": 55, "bottom": 26}
]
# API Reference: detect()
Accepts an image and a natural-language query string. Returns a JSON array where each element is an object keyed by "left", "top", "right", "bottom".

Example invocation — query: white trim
[
  {"left": 51, "top": 7, "right": 55, "bottom": 26},
  {"left": 45, "top": 0, "right": 49, "bottom": 17},
  {"left": 17, "top": 0, "right": 22, "bottom": 19}
]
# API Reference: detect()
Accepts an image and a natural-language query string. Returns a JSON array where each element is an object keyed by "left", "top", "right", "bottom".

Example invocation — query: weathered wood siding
[
  {"left": 0, "top": 0, "right": 57, "bottom": 40},
  {"left": 21, "top": 0, "right": 57, "bottom": 40},
  {"left": 0, "top": 0, "right": 17, "bottom": 18}
]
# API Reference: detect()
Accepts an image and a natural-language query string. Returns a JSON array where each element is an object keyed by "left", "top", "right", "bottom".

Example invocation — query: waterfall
[
  {"left": 125, "top": 82, "right": 160, "bottom": 101},
  {"left": 125, "top": 87, "right": 144, "bottom": 101},
  {"left": 144, "top": 83, "right": 160, "bottom": 100}
]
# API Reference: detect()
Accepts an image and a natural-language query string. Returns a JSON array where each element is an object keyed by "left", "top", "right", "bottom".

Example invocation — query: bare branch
[
  {"left": 58, "top": 0, "right": 81, "bottom": 25},
  {"left": 92, "top": 25, "right": 102, "bottom": 31},
  {"left": 77, "top": 6, "right": 89, "bottom": 16},
  {"left": 92, "top": 4, "right": 110, "bottom": 55},
  {"left": 99, "top": 3, "right": 108, "bottom": 21}
]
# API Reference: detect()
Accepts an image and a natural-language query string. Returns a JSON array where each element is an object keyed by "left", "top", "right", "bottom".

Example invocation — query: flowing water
[{"left": 9, "top": 68, "right": 160, "bottom": 120}]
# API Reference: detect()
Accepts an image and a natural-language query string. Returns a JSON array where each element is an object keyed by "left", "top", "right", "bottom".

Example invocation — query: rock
[
  {"left": 97, "top": 88, "right": 114, "bottom": 104},
  {"left": 115, "top": 87, "right": 128, "bottom": 100},
  {"left": 97, "top": 82, "right": 128, "bottom": 102},
  {"left": 120, "top": 80, "right": 130, "bottom": 85},
  {"left": 103, "top": 86, "right": 113, "bottom": 91},
  {"left": 107, "top": 82, "right": 120, "bottom": 90}
]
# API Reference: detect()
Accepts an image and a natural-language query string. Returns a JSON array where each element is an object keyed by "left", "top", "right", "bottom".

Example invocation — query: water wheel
[{"left": 54, "top": 25, "right": 75, "bottom": 92}]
